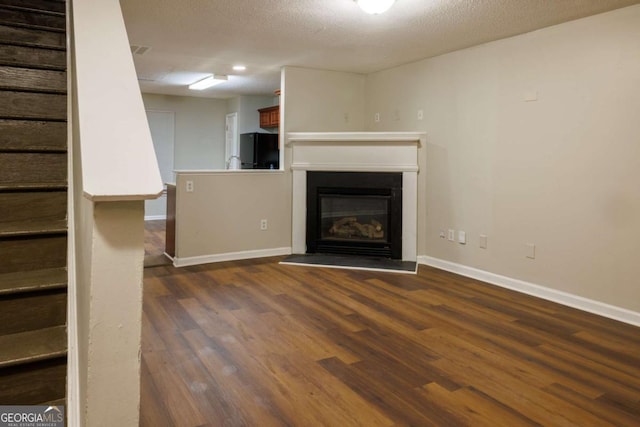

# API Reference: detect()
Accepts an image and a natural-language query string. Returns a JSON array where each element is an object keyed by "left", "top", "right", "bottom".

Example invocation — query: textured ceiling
[{"left": 120, "top": 0, "right": 639, "bottom": 99}]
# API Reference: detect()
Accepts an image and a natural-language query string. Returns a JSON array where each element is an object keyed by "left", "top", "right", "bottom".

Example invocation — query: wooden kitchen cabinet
[{"left": 258, "top": 105, "right": 279, "bottom": 128}]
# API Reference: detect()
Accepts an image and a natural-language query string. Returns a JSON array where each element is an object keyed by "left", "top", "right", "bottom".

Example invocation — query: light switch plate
[{"left": 526, "top": 243, "right": 536, "bottom": 259}]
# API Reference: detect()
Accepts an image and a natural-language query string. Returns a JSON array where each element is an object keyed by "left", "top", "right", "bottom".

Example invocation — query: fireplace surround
[{"left": 287, "top": 132, "right": 424, "bottom": 262}]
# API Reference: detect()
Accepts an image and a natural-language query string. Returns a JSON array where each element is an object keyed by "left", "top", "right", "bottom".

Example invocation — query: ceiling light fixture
[
  {"left": 188, "top": 74, "right": 228, "bottom": 90},
  {"left": 355, "top": 0, "right": 395, "bottom": 14},
  {"left": 233, "top": 65, "right": 246, "bottom": 71}
]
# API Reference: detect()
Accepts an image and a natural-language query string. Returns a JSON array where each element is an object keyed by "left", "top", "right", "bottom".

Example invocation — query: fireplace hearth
[{"left": 307, "top": 171, "right": 402, "bottom": 259}]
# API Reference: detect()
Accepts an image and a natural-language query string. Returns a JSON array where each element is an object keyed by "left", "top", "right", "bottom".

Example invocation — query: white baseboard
[
  {"left": 173, "top": 247, "right": 292, "bottom": 268},
  {"left": 144, "top": 215, "right": 166, "bottom": 221},
  {"left": 418, "top": 255, "right": 640, "bottom": 327}
]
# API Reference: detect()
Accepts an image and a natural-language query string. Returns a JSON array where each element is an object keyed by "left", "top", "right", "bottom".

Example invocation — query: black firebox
[{"left": 306, "top": 171, "right": 402, "bottom": 259}]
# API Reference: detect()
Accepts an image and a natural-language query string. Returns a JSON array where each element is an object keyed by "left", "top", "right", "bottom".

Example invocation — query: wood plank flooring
[
  {"left": 144, "top": 220, "right": 166, "bottom": 257},
  {"left": 144, "top": 220, "right": 171, "bottom": 268},
  {"left": 141, "top": 258, "right": 640, "bottom": 426}
]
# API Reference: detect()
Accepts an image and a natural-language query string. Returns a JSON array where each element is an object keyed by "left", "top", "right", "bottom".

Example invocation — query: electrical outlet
[
  {"left": 374, "top": 112, "right": 380, "bottom": 122},
  {"left": 186, "top": 180, "right": 194, "bottom": 192},
  {"left": 448, "top": 229, "right": 455, "bottom": 241},
  {"left": 260, "top": 219, "right": 268, "bottom": 231},
  {"left": 417, "top": 109, "right": 424, "bottom": 120}
]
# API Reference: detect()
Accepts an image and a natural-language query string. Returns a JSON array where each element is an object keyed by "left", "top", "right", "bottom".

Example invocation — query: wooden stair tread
[
  {"left": 0, "top": 24, "right": 65, "bottom": 50},
  {"left": 0, "top": 325, "right": 66, "bottom": 368},
  {"left": 0, "top": 90, "right": 66, "bottom": 120},
  {"left": 0, "top": 152, "right": 67, "bottom": 185},
  {"left": 0, "top": 146, "right": 66, "bottom": 153},
  {"left": 0, "top": 182, "right": 66, "bottom": 191},
  {"left": 0, "top": 6, "right": 66, "bottom": 32},
  {"left": 0, "top": 219, "right": 66, "bottom": 236},
  {"left": 0, "top": 267, "right": 66, "bottom": 295},
  {"left": 0, "top": 65, "right": 66, "bottom": 93},
  {"left": 0, "top": 44, "right": 66, "bottom": 71},
  {"left": 0, "top": 0, "right": 66, "bottom": 14},
  {"left": 0, "top": 119, "right": 67, "bottom": 151}
]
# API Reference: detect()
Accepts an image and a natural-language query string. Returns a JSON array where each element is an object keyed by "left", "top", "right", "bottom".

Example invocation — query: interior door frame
[
  {"left": 225, "top": 112, "right": 239, "bottom": 168},
  {"left": 145, "top": 109, "right": 175, "bottom": 220}
]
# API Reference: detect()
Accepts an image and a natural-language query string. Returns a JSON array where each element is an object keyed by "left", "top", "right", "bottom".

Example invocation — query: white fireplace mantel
[{"left": 287, "top": 131, "right": 425, "bottom": 262}]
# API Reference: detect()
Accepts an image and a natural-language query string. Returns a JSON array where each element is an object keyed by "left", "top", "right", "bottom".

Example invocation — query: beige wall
[
  {"left": 70, "top": 0, "right": 162, "bottom": 424},
  {"left": 142, "top": 93, "right": 228, "bottom": 170},
  {"left": 82, "top": 201, "right": 146, "bottom": 426},
  {"left": 283, "top": 66, "right": 366, "bottom": 133},
  {"left": 172, "top": 67, "right": 367, "bottom": 261},
  {"left": 234, "top": 95, "right": 280, "bottom": 134},
  {"left": 175, "top": 172, "right": 290, "bottom": 259},
  {"left": 365, "top": 5, "right": 640, "bottom": 312}
]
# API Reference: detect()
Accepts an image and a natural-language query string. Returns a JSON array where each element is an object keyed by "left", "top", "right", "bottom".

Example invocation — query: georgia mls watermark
[{"left": 0, "top": 406, "right": 64, "bottom": 427}]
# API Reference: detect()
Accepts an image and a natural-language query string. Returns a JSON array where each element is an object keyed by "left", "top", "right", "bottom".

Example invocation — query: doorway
[
  {"left": 225, "top": 112, "right": 239, "bottom": 169},
  {"left": 144, "top": 110, "right": 175, "bottom": 267}
]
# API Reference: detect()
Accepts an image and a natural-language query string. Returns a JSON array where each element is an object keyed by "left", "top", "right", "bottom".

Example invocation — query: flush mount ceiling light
[
  {"left": 188, "top": 74, "right": 228, "bottom": 90},
  {"left": 355, "top": 0, "right": 395, "bottom": 14},
  {"left": 232, "top": 65, "right": 246, "bottom": 71}
]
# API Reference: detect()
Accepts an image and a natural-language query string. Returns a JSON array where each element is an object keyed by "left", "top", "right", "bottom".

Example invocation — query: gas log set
[{"left": 328, "top": 217, "right": 385, "bottom": 240}]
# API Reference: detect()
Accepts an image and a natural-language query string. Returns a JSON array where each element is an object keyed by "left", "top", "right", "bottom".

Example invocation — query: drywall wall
[
  {"left": 282, "top": 66, "right": 367, "bottom": 173},
  {"left": 86, "top": 201, "right": 146, "bottom": 426},
  {"left": 142, "top": 93, "right": 228, "bottom": 170},
  {"left": 236, "top": 95, "right": 280, "bottom": 134},
  {"left": 171, "top": 67, "right": 367, "bottom": 261},
  {"left": 71, "top": 0, "right": 161, "bottom": 425},
  {"left": 283, "top": 66, "right": 366, "bottom": 133},
  {"left": 174, "top": 171, "right": 291, "bottom": 260},
  {"left": 365, "top": 5, "right": 640, "bottom": 312},
  {"left": 73, "top": 0, "right": 162, "bottom": 201}
]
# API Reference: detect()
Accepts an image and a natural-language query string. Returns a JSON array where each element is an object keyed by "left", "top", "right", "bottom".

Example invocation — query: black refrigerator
[{"left": 239, "top": 132, "right": 279, "bottom": 169}]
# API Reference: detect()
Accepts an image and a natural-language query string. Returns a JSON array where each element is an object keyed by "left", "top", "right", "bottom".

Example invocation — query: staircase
[{"left": 0, "top": 0, "right": 67, "bottom": 405}]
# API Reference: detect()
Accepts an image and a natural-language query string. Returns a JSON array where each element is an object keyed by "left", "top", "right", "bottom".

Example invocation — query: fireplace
[
  {"left": 287, "top": 132, "right": 423, "bottom": 262},
  {"left": 307, "top": 171, "right": 402, "bottom": 259}
]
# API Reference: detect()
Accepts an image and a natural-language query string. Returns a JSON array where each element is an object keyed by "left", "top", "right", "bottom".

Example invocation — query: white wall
[
  {"left": 365, "top": 5, "right": 640, "bottom": 313},
  {"left": 142, "top": 93, "right": 227, "bottom": 170}
]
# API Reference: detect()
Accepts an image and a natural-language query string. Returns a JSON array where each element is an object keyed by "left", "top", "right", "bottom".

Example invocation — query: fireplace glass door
[
  {"left": 320, "top": 195, "right": 390, "bottom": 244},
  {"left": 306, "top": 171, "right": 402, "bottom": 259}
]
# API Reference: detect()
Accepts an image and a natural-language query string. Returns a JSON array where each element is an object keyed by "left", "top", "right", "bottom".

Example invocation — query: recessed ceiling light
[
  {"left": 233, "top": 65, "right": 247, "bottom": 71},
  {"left": 188, "top": 74, "right": 228, "bottom": 90}
]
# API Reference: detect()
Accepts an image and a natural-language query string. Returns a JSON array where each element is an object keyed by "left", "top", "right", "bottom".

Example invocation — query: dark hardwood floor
[
  {"left": 144, "top": 220, "right": 171, "bottom": 268},
  {"left": 140, "top": 258, "right": 640, "bottom": 426}
]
